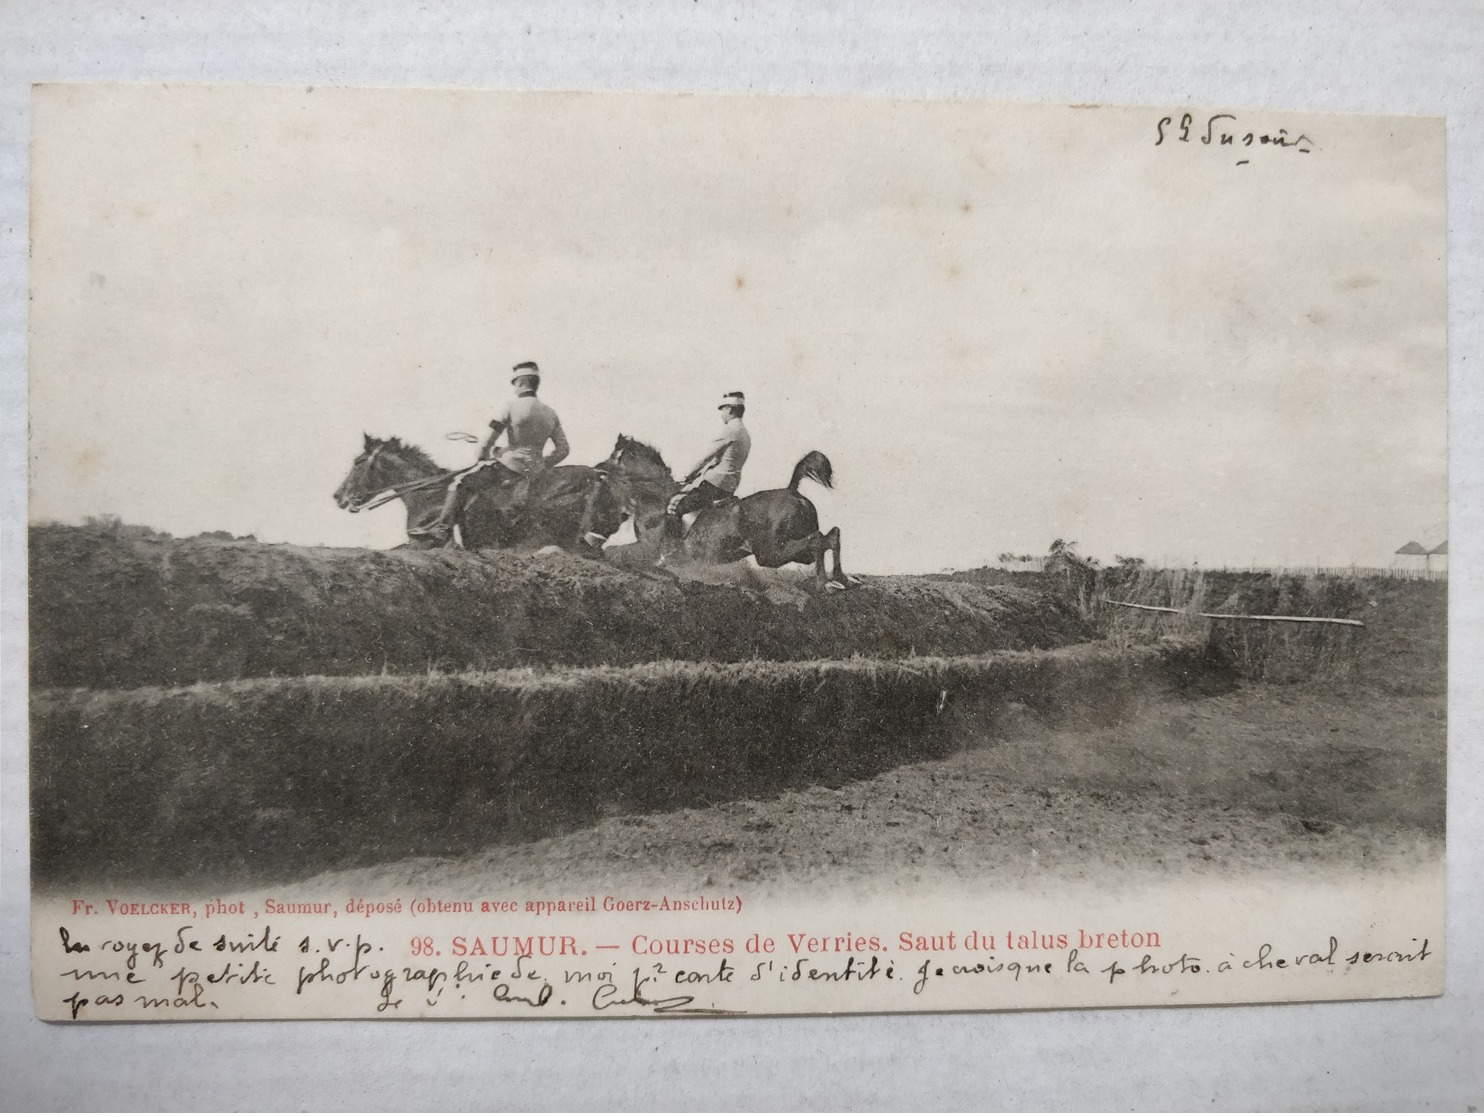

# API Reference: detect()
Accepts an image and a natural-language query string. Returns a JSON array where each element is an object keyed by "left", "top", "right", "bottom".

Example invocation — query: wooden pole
[{"left": 1101, "top": 599, "right": 1365, "bottom": 627}]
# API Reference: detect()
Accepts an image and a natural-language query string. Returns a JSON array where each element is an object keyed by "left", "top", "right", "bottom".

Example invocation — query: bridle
[
  {"left": 348, "top": 471, "right": 458, "bottom": 513},
  {"left": 343, "top": 443, "right": 459, "bottom": 513}
]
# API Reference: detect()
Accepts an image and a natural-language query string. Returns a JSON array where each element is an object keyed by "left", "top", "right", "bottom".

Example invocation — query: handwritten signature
[
  {"left": 592, "top": 967, "right": 745, "bottom": 1016},
  {"left": 1156, "top": 112, "right": 1314, "bottom": 166}
]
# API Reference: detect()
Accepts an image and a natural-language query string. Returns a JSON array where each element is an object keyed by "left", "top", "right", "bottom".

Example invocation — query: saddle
[{"left": 669, "top": 482, "right": 736, "bottom": 513}]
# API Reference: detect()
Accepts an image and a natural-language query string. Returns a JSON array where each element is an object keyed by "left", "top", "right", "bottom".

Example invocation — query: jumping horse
[
  {"left": 596, "top": 435, "right": 857, "bottom": 590},
  {"left": 334, "top": 434, "right": 619, "bottom": 555}
]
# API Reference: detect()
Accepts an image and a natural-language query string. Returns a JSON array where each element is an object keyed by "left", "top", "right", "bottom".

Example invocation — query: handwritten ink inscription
[
  {"left": 1155, "top": 112, "right": 1314, "bottom": 166},
  {"left": 39, "top": 895, "right": 1440, "bottom": 1019}
]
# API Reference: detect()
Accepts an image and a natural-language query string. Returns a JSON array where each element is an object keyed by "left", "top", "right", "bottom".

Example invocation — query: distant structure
[
  {"left": 1395, "top": 540, "right": 1447, "bottom": 574},
  {"left": 1428, "top": 540, "right": 1448, "bottom": 574}
]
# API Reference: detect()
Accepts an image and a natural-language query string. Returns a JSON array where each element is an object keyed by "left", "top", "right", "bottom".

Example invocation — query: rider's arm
[
  {"left": 480, "top": 422, "right": 505, "bottom": 460},
  {"left": 544, "top": 418, "right": 570, "bottom": 467},
  {"left": 481, "top": 404, "right": 511, "bottom": 459},
  {"left": 684, "top": 433, "right": 730, "bottom": 483}
]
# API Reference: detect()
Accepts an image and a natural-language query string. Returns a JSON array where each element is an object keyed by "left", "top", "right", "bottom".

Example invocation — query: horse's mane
[
  {"left": 378, "top": 436, "right": 442, "bottom": 474},
  {"left": 618, "top": 435, "right": 672, "bottom": 475}
]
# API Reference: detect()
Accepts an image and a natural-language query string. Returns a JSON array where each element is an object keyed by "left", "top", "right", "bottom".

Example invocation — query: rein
[{"left": 355, "top": 470, "right": 458, "bottom": 512}]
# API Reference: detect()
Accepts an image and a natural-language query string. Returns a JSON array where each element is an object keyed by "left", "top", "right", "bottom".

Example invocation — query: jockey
[
  {"left": 413, "top": 361, "right": 570, "bottom": 543},
  {"left": 665, "top": 391, "right": 751, "bottom": 539}
]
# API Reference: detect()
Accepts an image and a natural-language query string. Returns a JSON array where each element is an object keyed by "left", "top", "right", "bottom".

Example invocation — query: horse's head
[
  {"left": 599, "top": 434, "right": 673, "bottom": 484},
  {"left": 334, "top": 434, "right": 393, "bottom": 511},
  {"left": 595, "top": 434, "right": 628, "bottom": 475},
  {"left": 334, "top": 434, "right": 439, "bottom": 512}
]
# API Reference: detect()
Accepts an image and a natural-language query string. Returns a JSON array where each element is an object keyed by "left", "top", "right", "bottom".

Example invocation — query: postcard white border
[{"left": 2, "top": 0, "right": 1481, "bottom": 1109}]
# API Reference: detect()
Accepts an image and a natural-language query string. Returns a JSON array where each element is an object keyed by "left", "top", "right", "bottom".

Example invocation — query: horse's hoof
[
  {"left": 826, "top": 580, "right": 847, "bottom": 593},
  {"left": 845, "top": 574, "right": 865, "bottom": 586}
]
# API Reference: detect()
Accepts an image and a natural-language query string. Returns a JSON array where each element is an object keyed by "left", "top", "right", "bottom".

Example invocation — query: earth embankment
[{"left": 29, "top": 523, "right": 1093, "bottom": 689}]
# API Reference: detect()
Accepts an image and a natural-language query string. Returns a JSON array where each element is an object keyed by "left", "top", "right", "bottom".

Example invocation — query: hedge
[{"left": 32, "top": 639, "right": 1217, "bottom": 884}]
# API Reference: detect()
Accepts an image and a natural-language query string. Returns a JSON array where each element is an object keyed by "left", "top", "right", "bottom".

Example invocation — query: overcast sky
[{"left": 29, "top": 86, "right": 1446, "bottom": 572}]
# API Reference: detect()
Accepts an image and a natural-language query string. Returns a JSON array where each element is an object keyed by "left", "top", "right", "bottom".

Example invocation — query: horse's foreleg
[
  {"left": 404, "top": 493, "right": 461, "bottom": 548},
  {"left": 576, "top": 480, "right": 618, "bottom": 556}
]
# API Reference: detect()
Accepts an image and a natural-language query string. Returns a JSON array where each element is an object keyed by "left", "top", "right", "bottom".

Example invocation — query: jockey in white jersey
[
  {"left": 414, "top": 360, "right": 570, "bottom": 543},
  {"left": 666, "top": 391, "right": 751, "bottom": 539}
]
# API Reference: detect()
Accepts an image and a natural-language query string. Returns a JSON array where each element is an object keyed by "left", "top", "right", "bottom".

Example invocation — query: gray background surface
[{"left": 2, "top": 1, "right": 1480, "bottom": 1109}]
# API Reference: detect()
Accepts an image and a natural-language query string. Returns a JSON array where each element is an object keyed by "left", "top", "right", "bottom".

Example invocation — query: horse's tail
[{"left": 787, "top": 451, "right": 834, "bottom": 494}]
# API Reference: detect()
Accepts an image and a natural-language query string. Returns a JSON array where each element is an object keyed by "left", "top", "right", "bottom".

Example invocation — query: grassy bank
[
  {"left": 31, "top": 639, "right": 1214, "bottom": 885},
  {"left": 937, "top": 564, "right": 1445, "bottom": 692},
  {"left": 1095, "top": 567, "right": 1445, "bottom": 691},
  {"left": 29, "top": 522, "right": 1092, "bottom": 689}
]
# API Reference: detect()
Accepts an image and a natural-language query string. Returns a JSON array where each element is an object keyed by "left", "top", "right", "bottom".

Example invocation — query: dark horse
[
  {"left": 597, "top": 435, "right": 857, "bottom": 589},
  {"left": 334, "top": 434, "right": 619, "bottom": 555}
]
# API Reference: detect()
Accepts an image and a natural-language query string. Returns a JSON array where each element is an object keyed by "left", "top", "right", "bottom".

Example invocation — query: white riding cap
[
  {"left": 719, "top": 391, "right": 745, "bottom": 410},
  {"left": 511, "top": 361, "right": 540, "bottom": 385}
]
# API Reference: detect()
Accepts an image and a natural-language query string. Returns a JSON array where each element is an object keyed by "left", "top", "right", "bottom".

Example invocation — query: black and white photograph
[{"left": 26, "top": 83, "right": 1446, "bottom": 1020}]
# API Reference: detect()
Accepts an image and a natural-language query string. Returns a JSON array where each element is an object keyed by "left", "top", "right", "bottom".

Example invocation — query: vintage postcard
[{"left": 28, "top": 85, "right": 1445, "bottom": 1020}]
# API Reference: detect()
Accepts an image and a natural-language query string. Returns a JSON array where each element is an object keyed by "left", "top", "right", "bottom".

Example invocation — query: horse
[
  {"left": 333, "top": 434, "right": 619, "bottom": 555},
  {"left": 596, "top": 434, "right": 858, "bottom": 590}
]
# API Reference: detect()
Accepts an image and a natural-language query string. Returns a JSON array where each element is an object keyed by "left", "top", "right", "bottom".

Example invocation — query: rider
[
  {"left": 665, "top": 390, "right": 751, "bottom": 541},
  {"left": 413, "top": 360, "right": 570, "bottom": 543}
]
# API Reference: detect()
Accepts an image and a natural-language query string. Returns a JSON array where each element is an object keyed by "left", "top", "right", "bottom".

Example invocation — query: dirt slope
[
  {"left": 285, "top": 685, "right": 1444, "bottom": 898},
  {"left": 29, "top": 522, "right": 1092, "bottom": 688}
]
